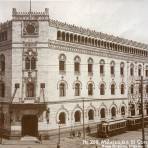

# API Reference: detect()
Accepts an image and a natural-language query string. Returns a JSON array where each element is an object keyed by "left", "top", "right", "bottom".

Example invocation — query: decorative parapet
[
  {"left": 49, "top": 19, "right": 148, "bottom": 50},
  {"left": 48, "top": 39, "right": 148, "bottom": 63},
  {"left": 12, "top": 8, "right": 49, "bottom": 21}
]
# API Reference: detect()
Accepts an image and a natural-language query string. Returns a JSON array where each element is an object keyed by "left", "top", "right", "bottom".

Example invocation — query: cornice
[
  {"left": 46, "top": 97, "right": 128, "bottom": 105},
  {"left": 49, "top": 19, "right": 148, "bottom": 50},
  {"left": 48, "top": 40, "right": 148, "bottom": 63}
]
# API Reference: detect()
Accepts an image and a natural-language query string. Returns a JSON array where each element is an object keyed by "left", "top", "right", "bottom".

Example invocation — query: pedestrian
[
  {"left": 86, "top": 125, "right": 91, "bottom": 134},
  {"left": 0, "top": 136, "right": 2, "bottom": 144},
  {"left": 78, "top": 131, "right": 81, "bottom": 137},
  {"left": 38, "top": 134, "right": 42, "bottom": 144},
  {"left": 72, "top": 130, "right": 75, "bottom": 137}
]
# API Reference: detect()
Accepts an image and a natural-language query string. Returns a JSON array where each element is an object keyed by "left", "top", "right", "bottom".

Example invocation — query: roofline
[{"left": 49, "top": 19, "right": 148, "bottom": 50}]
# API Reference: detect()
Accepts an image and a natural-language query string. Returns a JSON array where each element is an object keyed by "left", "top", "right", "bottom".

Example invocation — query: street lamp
[{"left": 57, "top": 120, "right": 61, "bottom": 148}]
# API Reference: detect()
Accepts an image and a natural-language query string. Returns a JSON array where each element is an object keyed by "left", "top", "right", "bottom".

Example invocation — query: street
[{"left": 0, "top": 128, "right": 148, "bottom": 148}]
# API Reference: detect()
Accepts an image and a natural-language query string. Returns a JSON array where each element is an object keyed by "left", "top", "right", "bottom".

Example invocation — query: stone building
[{"left": 0, "top": 8, "right": 148, "bottom": 138}]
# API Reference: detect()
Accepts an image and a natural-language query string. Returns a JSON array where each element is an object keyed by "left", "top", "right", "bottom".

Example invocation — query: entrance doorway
[{"left": 22, "top": 115, "right": 38, "bottom": 137}]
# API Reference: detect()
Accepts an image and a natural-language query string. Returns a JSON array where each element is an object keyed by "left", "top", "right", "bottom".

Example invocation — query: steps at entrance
[{"left": 19, "top": 136, "right": 40, "bottom": 144}]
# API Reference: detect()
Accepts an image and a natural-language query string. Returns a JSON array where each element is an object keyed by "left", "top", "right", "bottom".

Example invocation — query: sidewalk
[{"left": 0, "top": 136, "right": 102, "bottom": 148}]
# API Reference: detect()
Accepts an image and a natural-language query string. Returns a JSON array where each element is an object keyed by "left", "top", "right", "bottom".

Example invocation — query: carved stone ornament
[{"left": 22, "top": 21, "right": 39, "bottom": 37}]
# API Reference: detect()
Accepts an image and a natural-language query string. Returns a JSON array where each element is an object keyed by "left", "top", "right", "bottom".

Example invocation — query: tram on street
[{"left": 97, "top": 119, "right": 127, "bottom": 138}]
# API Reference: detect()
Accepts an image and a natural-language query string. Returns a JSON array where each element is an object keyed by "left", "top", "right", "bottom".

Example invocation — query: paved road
[{"left": 1, "top": 129, "right": 148, "bottom": 148}]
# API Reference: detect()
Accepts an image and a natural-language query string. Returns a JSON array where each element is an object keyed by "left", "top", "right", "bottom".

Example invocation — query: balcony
[
  {"left": 23, "top": 97, "right": 39, "bottom": 103},
  {"left": 10, "top": 97, "right": 47, "bottom": 110},
  {"left": 12, "top": 97, "right": 46, "bottom": 104}
]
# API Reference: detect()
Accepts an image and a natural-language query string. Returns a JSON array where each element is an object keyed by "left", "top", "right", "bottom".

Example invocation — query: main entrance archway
[{"left": 22, "top": 115, "right": 38, "bottom": 137}]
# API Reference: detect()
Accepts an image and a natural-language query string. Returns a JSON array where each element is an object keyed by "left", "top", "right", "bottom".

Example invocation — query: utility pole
[
  {"left": 82, "top": 98, "right": 85, "bottom": 140},
  {"left": 136, "top": 76, "right": 145, "bottom": 148},
  {"left": 140, "top": 76, "right": 145, "bottom": 148},
  {"left": 30, "top": 0, "right": 32, "bottom": 13}
]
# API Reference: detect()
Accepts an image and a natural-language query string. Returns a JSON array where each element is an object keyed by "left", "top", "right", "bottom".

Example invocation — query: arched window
[
  {"left": 57, "top": 31, "right": 61, "bottom": 40},
  {"left": 92, "top": 39, "right": 94, "bottom": 46},
  {"left": 66, "top": 33, "right": 69, "bottom": 42},
  {"left": 95, "top": 40, "right": 97, "bottom": 46},
  {"left": 130, "top": 84, "right": 134, "bottom": 94},
  {"left": 88, "top": 58, "right": 93, "bottom": 75},
  {"left": 31, "top": 57, "right": 36, "bottom": 70},
  {"left": 120, "top": 62, "right": 124, "bottom": 76},
  {"left": 100, "top": 108, "right": 105, "bottom": 118},
  {"left": 111, "top": 107, "right": 116, "bottom": 118},
  {"left": 0, "top": 54, "right": 5, "bottom": 73},
  {"left": 0, "top": 82, "right": 5, "bottom": 97},
  {"left": 74, "top": 34, "right": 77, "bottom": 42},
  {"left": 59, "top": 83, "right": 66, "bottom": 97},
  {"left": 88, "top": 109, "right": 94, "bottom": 120},
  {"left": 88, "top": 83, "right": 93, "bottom": 96},
  {"left": 26, "top": 82, "right": 35, "bottom": 97},
  {"left": 69, "top": 34, "right": 73, "bottom": 42},
  {"left": 100, "top": 59, "right": 105, "bottom": 75},
  {"left": 0, "top": 112, "right": 4, "bottom": 128},
  {"left": 78, "top": 36, "right": 81, "bottom": 43},
  {"left": 146, "top": 85, "right": 148, "bottom": 94},
  {"left": 110, "top": 61, "right": 115, "bottom": 76},
  {"left": 59, "top": 112, "right": 66, "bottom": 124},
  {"left": 75, "top": 83, "right": 80, "bottom": 96},
  {"left": 85, "top": 37, "right": 88, "bottom": 44},
  {"left": 121, "top": 84, "right": 125, "bottom": 95},
  {"left": 130, "top": 64, "right": 134, "bottom": 76},
  {"left": 25, "top": 57, "right": 30, "bottom": 70},
  {"left": 121, "top": 106, "right": 125, "bottom": 115},
  {"left": 111, "top": 84, "right": 115, "bottom": 95},
  {"left": 74, "top": 56, "right": 80, "bottom": 74},
  {"left": 59, "top": 54, "right": 66, "bottom": 72},
  {"left": 100, "top": 84, "right": 105, "bottom": 95},
  {"left": 74, "top": 111, "right": 81, "bottom": 122},
  {"left": 130, "top": 104, "right": 135, "bottom": 116}
]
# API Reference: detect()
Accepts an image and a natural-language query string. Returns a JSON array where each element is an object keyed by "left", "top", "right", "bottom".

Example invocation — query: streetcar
[
  {"left": 97, "top": 119, "right": 127, "bottom": 138},
  {"left": 127, "top": 116, "right": 148, "bottom": 130},
  {"left": 127, "top": 116, "right": 141, "bottom": 130}
]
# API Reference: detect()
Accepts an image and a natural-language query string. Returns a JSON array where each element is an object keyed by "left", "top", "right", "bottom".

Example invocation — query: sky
[{"left": 0, "top": 0, "right": 148, "bottom": 44}]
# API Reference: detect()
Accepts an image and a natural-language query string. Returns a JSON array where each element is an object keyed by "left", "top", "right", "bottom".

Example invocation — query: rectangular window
[
  {"left": 130, "top": 68, "right": 134, "bottom": 76},
  {"left": 111, "top": 66, "right": 114, "bottom": 75},
  {"left": 138, "top": 69, "right": 141, "bottom": 76},
  {"left": 100, "top": 65, "right": 104, "bottom": 75},
  {"left": 74, "top": 62, "right": 80, "bottom": 73},
  {"left": 88, "top": 64, "right": 92, "bottom": 73},
  {"left": 40, "top": 83, "right": 45, "bottom": 88},
  {"left": 120, "top": 67, "right": 124, "bottom": 75},
  {"left": 26, "top": 82, "right": 35, "bottom": 97},
  {"left": 59, "top": 61, "right": 65, "bottom": 71}
]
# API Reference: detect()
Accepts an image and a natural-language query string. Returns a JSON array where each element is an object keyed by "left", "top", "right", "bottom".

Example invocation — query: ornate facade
[{"left": 0, "top": 8, "right": 148, "bottom": 138}]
